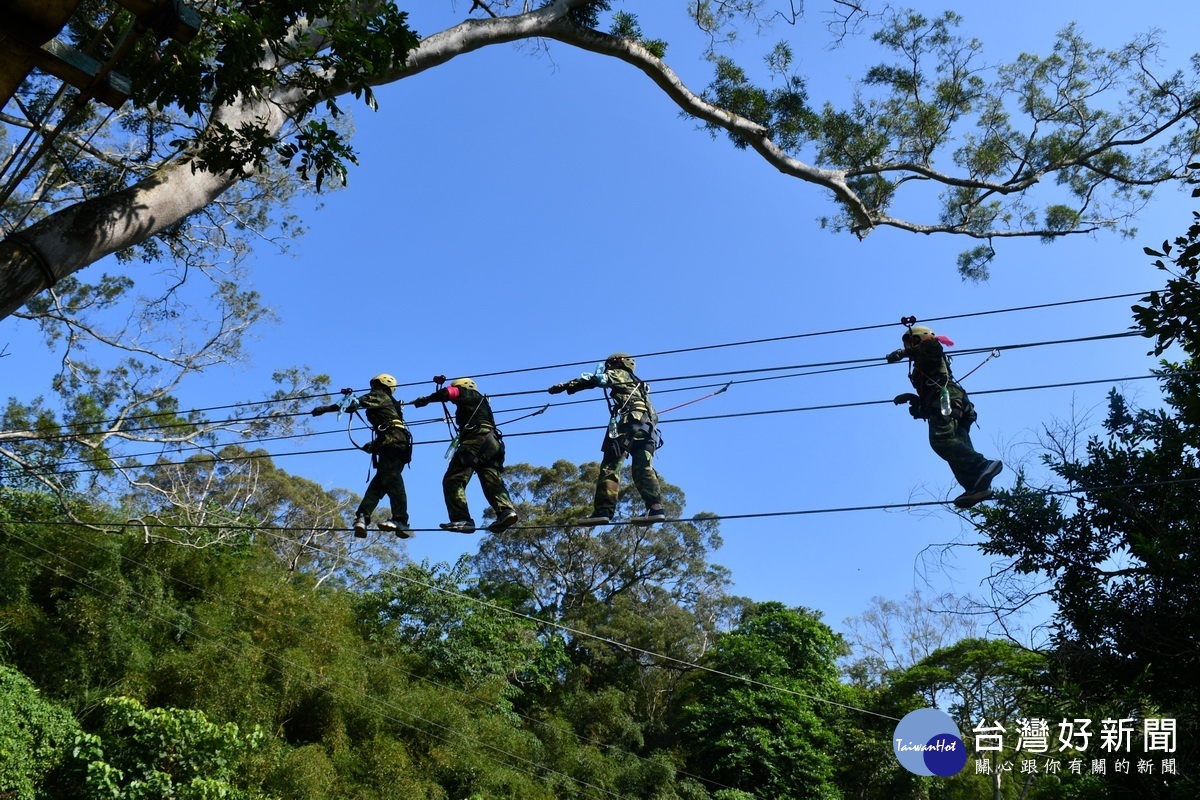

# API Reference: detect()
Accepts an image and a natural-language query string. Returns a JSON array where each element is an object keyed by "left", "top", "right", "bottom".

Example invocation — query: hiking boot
[
  {"left": 439, "top": 520, "right": 477, "bottom": 534},
  {"left": 632, "top": 506, "right": 667, "bottom": 525},
  {"left": 392, "top": 522, "right": 414, "bottom": 540},
  {"left": 488, "top": 509, "right": 519, "bottom": 533},
  {"left": 953, "top": 489, "right": 995, "bottom": 510},
  {"left": 378, "top": 518, "right": 397, "bottom": 532},
  {"left": 576, "top": 513, "right": 612, "bottom": 527},
  {"left": 353, "top": 513, "right": 369, "bottom": 538},
  {"left": 973, "top": 460, "right": 1003, "bottom": 493}
]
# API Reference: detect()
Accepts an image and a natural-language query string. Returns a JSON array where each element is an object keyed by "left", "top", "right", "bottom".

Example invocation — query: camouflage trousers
[
  {"left": 443, "top": 431, "right": 514, "bottom": 523},
  {"left": 593, "top": 430, "right": 662, "bottom": 516},
  {"left": 358, "top": 445, "right": 409, "bottom": 523},
  {"left": 927, "top": 414, "right": 989, "bottom": 491}
]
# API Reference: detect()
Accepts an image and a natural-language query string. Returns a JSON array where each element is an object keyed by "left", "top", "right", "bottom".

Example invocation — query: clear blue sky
[{"left": 6, "top": 0, "right": 1199, "bottom": 641}]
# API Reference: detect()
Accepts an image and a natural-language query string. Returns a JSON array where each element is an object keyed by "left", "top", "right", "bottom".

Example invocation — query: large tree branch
[
  {"left": 3, "top": 1, "right": 1197, "bottom": 321},
  {"left": 534, "top": 18, "right": 874, "bottom": 230}
]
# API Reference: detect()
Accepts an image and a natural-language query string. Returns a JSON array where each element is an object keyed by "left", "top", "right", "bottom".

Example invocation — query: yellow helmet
[
  {"left": 605, "top": 352, "right": 636, "bottom": 372},
  {"left": 371, "top": 373, "right": 398, "bottom": 388},
  {"left": 451, "top": 378, "right": 477, "bottom": 392},
  {"left": 903, "top": 326, "right": 935, "bottom": 345}
]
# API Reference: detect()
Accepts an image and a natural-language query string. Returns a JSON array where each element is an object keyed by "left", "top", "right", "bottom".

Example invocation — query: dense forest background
[{"left": 4, "top": 219, "right": 1199, "bottom": 795}]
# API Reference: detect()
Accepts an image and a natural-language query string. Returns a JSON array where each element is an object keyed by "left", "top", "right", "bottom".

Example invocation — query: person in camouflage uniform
[
  {"left": 548, "top": 352, "right": 665, "bottom": 525},
  {"left": 312, "top": 373, "right": 413, "bottom": 538},
  {"left": 887, "top": 325, "right": 1003, "bottom": 508},
  {"left": 410, "top": 378, "right": 519, "bottom": 534}
]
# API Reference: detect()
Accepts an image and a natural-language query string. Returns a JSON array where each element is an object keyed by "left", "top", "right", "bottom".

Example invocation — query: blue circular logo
[{"left": 892, "top": 708, "right": 968, "bottom": 777}]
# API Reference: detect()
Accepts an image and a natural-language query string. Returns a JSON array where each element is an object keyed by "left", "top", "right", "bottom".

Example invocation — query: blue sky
[{"left": 5, "top": 0, "right": 1199, "bottom": 642}]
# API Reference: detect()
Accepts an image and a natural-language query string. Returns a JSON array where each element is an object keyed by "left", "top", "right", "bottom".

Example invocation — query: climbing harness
[
  {"left": 587, "top": 361, "right": 664, "bottom": 451},
  {"left": 431, "top": 374, "right": 491, "bottom": 460},
  {"left": 899, "top": 316, "right": 960, "bottom": 420}
]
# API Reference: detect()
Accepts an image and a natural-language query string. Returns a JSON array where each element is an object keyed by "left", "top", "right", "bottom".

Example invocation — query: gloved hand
[
  {"left": 548, "top": 383, "right": 566, "bottom": 395},
  {"left": 312, "top": 404, "right": 337, "bottom": 416},
  {"left": 893, "top": 393, "right": 919, "bottom": 405},
  {"left": 411, "top": 396, "right": 430, "bottom": 408},
  {"left": 886, "top": 349, "right": 906, "bottom": 364}
]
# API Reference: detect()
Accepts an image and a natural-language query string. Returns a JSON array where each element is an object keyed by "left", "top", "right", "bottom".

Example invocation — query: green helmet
[
  {"left": 451, "top": 378, "right": 477, "bottom": 392},
  {"left": 903, "top": 326, "right": 934, "bottom": 344},
  {"left": 371, "top": 373, "right": 398, "bottom": 388},
  {"left": 605, "top": 352, "right": 636, "bottom": 372}
]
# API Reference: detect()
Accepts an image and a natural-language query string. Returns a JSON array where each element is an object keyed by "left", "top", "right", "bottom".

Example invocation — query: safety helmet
[
  {"left": 605, "top": 352, "right": 636, "bottom": 372},
  {"left": 902, "top": 326, "right": 935, "bottom": 344},
  {"left": 450, "top": 378, "right": 477, "bottom": 392},
  {"left": 371, "top": 373, "right": 398, "bottom": 388}
]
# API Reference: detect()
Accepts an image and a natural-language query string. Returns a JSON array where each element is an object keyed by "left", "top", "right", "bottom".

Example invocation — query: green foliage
[
  {"left": 112, "top": 0, "right": 420, "bottom": 187},
  {"left": 702, "top": 50, "right": 818, "bottom": 155},
  {"left": 892, "top": 638, "right": 1050, "bottom": 725},
  {"left": 1043, "top": 204, "right": 1082, "bottom": 238},
  {"left": 555, "top": 0, "right": 612, "bottom": 29},
  {"left": 359, "top": 556, "right": 567, "bottom": 694},
  {"left": 977, "top": 385, "right": 1200, "bottom": 743},
  {"left": 0, "top": 665, "right": 81, "bottom": 800},
  {"left": 72, "top": 696, "right": 267, "bottom": 799},
  {"left": 2, "top": 455, "right": 1015, "bottom": 799},
  {"left": 956, "top": 244, "right": 997, "bottom": 282},
  {"left": 609, "top": 12, "right": 668, "bottom": 59},
  {"left": 122, "top": 444, "right": 372, "bottom": 577},
  {"left": 974, "top": 217, "right": 1200, "bottom": 795},
  {"left": 1133, "top": 167, "right": 1200, "bottom": 357},
  {"left": 679, "top": 602, "right": 847, "bottom": 800},
  {"left": 471, "top": 459, "right": 744, "bottom": 727},
  {"left": 3, "top": 271, "right": 329, "bottom": 515},
  {"left": 474, "top": 461, "right": 735, "bottom": 625}
]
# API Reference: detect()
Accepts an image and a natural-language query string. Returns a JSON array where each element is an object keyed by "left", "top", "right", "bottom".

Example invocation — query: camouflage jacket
[
  {"left": 424, "top": 385, "right": 497, "bottom": 440},
  {"left": 900, "top": 339, "right": 970, "bottom": 417},
  {"left": 564, "top": 367, "right": 656, "bottom": 428},
  {"left": 347, "top": 387, "right": 410, "bottom": 448}
]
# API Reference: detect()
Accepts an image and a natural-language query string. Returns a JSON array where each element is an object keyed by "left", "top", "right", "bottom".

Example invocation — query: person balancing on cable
[
  {"left": 548, "top": 352, "right": 666, "bottom": 526},
  {"left": 409, "top": 378, "right": 520, "bottom": 535},
  {"left": 312, "top": 373, "right": 413, "bottom": 538},
  {"left": 886, "top": 321, "right": 1003, "bottom": 509}
]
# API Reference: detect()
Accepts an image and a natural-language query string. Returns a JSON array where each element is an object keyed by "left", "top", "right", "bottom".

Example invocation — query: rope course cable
[
  {"left": 7, "top": 476, "right": 1195, "bottom": 535},
  {"left": 383, "top": 291, "right": 1155, "bottom": 389},
  {"left": 0, "top": 361, "right": 885, "bottom": 473},
  {"left": 2, "top": 290, "right": 1152, "bottom": 437},
  {"left": 3, "top": 371, "right": 1182, "bottom": 481},
  {"left": 0, "top": 328, "right": 1149, "bottom": 447},
  {"left": 37, "top": 342, "right": 1168, "bottom": 478},
  {"left": 0, "top": 532, "right": 635, "bottom": 800}
]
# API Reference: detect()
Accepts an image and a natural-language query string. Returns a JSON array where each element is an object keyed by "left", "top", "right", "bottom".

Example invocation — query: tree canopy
[
  {"left": 971, "top": 193, "right": 1200, "bottom": 797},
  {"left": 3, "top": 0, "right": 1200, "bottom": 324}
]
